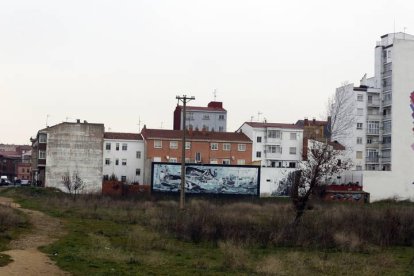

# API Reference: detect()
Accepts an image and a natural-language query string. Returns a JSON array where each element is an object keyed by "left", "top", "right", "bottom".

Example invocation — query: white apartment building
[
  {"left": 103, "top": 132, "right": 145, "bottom": 184},
  {"left": 173, "top": 101, "right": 227, "bottom": 132},
  {"left": 335, "top": 32, "right": 414, "bottom": 201},
  {"left": 238, "top": 122, "right": 303, "bottom": 168}
]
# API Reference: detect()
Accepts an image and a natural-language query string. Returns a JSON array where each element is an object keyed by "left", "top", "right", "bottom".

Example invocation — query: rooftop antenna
[
  {"left": 137, "top": 116, "right": 143, "bottom": 131},
  {"left": 213, "top": 89, "right": 217, "bottom": 101},
  {"left": 404, "top": 27, "right": 407, "bottom": 39},
  {"left": 46, "top": 114, "right": 50, "bottom": 127},
  {"left": 250, "top": 116, "right": 254, "bottom": 122},
  {"left": 160, "top": 121, "right": 164, "bottom": 129},
  {"left": 257, "top": 111, "right": 262, "bottom": 122}
]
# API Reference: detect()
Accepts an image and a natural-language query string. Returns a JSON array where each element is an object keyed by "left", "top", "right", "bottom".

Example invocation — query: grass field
[
  {"left": 0, "top": 198, "right": 30, "bottom": 267},
  {"left": 2, "top": 187, "right": 414, "bottom": 275}
]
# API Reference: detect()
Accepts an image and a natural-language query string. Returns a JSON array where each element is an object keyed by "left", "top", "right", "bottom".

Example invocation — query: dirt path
[{"left": 0, "top": 197, "right": 70, "bottom": 275}]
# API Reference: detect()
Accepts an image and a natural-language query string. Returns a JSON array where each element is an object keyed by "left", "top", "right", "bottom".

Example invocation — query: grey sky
[{"left": 1, "top": 0, "right": 413, "bottom": 144}]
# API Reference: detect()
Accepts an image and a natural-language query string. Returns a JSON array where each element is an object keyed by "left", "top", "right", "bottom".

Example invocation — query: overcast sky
[{"left": 1, "top": 0, "right": 413, "bottom": 144}]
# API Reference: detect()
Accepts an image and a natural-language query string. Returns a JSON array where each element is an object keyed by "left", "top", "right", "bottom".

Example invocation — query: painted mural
[
  {"left": 151, "top": 162, "right": 260, "bottom": 196},
  {"left": 411, "top": 92, "right": 414, "bottom": 151}
]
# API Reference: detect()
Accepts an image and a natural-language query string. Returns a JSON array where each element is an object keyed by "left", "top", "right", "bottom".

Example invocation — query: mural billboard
[{"left": 151, "top": 162, "right": 260, "bottom": 196}]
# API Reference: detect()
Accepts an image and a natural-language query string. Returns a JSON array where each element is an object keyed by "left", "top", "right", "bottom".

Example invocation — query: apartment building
[
  {"left": 31, "top": 120, "right": 105, "bottom": 192},
  {"left": 335, "top": 33, "right": 414, "bottom": 201},
  {"left": 141, "top": 126, "right": 252, "bottom": 184},
  {"left": 173, "top": 101, "right": 227, "bottom": 132},
  {"left": 237, "top": 122, "right": 303, "bottom": 168},
  {"left": 103, "top": 132, "right": 145, "bottom": 184}
]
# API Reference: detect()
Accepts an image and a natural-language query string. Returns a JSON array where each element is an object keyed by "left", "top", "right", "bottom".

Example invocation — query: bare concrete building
[{"left": 31, "top": 120, "right": 104, "bottom": 193}]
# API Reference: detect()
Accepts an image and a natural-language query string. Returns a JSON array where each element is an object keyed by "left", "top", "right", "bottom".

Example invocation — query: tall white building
[
  {"left": 103, "top": 132, "right": 145, "bottom": 184},
  {"left": 238, "top": 122, "right": 303, "bottom": 168},
  {"left": 173, "top": 101, "right": 227, "bottom": 132},
  {"left": 336, "top": 33, "right": 414, "bottom": 201}
]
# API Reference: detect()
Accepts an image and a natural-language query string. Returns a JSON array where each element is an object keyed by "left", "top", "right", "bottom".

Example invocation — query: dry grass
[{"left": 219, "top": 241, "right": 249, "bottom": 270}]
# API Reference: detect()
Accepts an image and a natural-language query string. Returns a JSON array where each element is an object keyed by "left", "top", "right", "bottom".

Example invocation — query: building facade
[
  {"left": 238, "top": 122, "right": 304, "bottom": 168},
  {"left": 335, "top": 33, "right": 414, "bottom": 201},
  {"left": 141, "top": 127, "right": 252, "bottom": 184},
  {"left": 173, "top": 101, "right": 227, "bottom": 132},
  {"left": 103, "top": 132, "right": 145, "bottom": 184},
  {"left": 31, "top": 121, "right": 105, "bottom": 192}
]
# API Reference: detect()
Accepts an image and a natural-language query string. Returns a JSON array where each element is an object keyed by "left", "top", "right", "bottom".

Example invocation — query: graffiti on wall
[{"left": 411, "top": 92, "right": 414, "bottom": 151}]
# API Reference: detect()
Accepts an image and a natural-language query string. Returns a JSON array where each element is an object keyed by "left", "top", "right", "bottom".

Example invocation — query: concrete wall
[
  {"left": 260, "top": 167, "right": 297, "bottom": 196},
  {"left": 45, "top": 123, "right": 104, "bottom": 193}
]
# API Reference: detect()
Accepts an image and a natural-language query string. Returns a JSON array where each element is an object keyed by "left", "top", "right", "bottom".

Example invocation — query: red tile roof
[
  {"left": 0, "top": 151, "right": 20, "bottom": 158},
  {"left": 104, "top": 132, "right": 142, "bottom": 140},
  {"left": 244, "top": 122, "right": 303, "bottom": 130},
  {"left": 141, "top": 128, "right": 251, "bottom": 142}
]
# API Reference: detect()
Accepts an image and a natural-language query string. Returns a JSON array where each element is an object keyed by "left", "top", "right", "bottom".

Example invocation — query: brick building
[{"left": 141, "top": 126, "right": 252, "bottom": 184}]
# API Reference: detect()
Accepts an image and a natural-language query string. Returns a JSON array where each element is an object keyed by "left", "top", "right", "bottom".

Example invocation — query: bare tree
[
  {"left": 62, "top": 171, "right": 85, "bottom": 199},
  {"left": 291, "top": 140, "right": 352, "bottom": 224},
  {"left": 326, "top": 81, "right": 356, "bottom": 141}
]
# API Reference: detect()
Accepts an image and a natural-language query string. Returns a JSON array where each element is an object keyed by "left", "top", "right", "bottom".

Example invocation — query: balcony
[
  {"left": 383, "top": 85, "right": 392, "bottom": 92},
  {"left": 366, "top": 157, "right": 379, "bottom": 163},
  {"left": 366, "top": 130, "right": 380, "bottom": 135},
  {"left": 381, "top": 157, "right": 391, "bottom": 163},
  {"left": 366, "top": 142, "right": 380, "bottom": 149},
  {"left": 366, "top": 114, "right": 382, "bottom": 121},
  {"left": 383, "top": 114, "right": 392, "bottom": 121},
  {"left": 367, "top": 100, "right": 381, "bottom": 107},
  {"left": 382, "top": 142, "right": 391, "bottom": 149},
  {"left": 382, "top": 70, "right": 392, "bottom": 78}
]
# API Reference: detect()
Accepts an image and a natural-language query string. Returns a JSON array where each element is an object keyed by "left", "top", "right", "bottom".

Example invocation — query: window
[
  {"left": 211, "top": 143, "right": 218, "bottom": 150},
  {"left": 355, "top": 165, "right": 363, "bottom": 171},
  {"left": 357, "top": 94, "right": 363, "bottom": 101},
  {"left": 256, "top": 151, "right": 261, "bottom": 158},
  {"left": 289, "top": 162, "right": 296, "bottom": 168},
  {"left": 39, "top": 134, "right": 47, "bottom": 143},
  {"left": 368, "top": 95, "right": 373, "bottom": 103},
  {"left": 289, "top": 147, "right": 297, "bottom": 155},
  {"left": 170, "top": 141, "right": 178, "bottom": 149},
  {"left": 136, "top": 151, "right": 141, "bottom": 159},
  {"left": 367, "top": 121, "right": 380, "bottom": 134},
  {"left": 121, "top": 176, "right": 126, "bottom": 182},
  {"left": 185, "top": 142, "right": 191, "bottom": 150},
  {"left": 136, "top": 169, "right": 141, "bottom": 176},
  {"left": 356, "top": 151, "right": 363, "bottom": 159},
  {"left": 116, "top": 143, "right": 120, "bottom": 151},
  {"left": 266, "top": 145, "right": 282, "bottom": 153},
  {"left": 357, "top": 123, "right": 363, "bottom": 130},
  {"left": 210, "top": 159, "right": 218, "bottom": 164},
  {"left": 223, "top": 143, "right": 231, "bottom": 151},
  {"left": 203, "top": 115, "right": 210, "bottom": 120},
  {"left": 367, "top": 138, "right": 372, "bottom": 144},
  {"left": 238, "top": 144, "right": 246, "bottom": 151},
  {"left": 154, "top": 140, "right": 162, "bottom": 148},
  {"left": 218, "top": 126, "right": 224, "bottom": 132},
  {"left": 237, "top": 159, "right": 245, "bottom": 165},
  {"left": 122, "top": 143, "right": 128, "bottom": 150},
  {"left": 105, "top": 143, "right": 111, "bottom": 150},
  {"left": 222, "top": 159, "right": 230, "bottom": 165},
  {"left": 218, "top": 114, "right": 225, "bottom": 120},
  {"left": 357, "top": 108, "right": 364, "bottom": 116},
  {"left": 115, "top": 159, "right": 119, "bottom": 165},
  {"left": 122, "top": 159, "right": 127, "bottom": 166},
  {"left": 383, "top": 121, "right": 391, "bottom": 133},
  {"left": 257, "top": 136, "right": 262, "bottom": 143},
  {"left": 268, "top": 130, "right": 282, "bottom": 139},
  {"left": 103, "top": 175, "right": 109, "bottom": 181},
  {"left": 195, "top": 152, "right": 201, "bottom": 162},
  {"left": 202, "top": 125, "right": 209, "bottom": 131},
  {"left": 169, "top": 158, "right": 177, "bottom": 163},
  {"left": 105, "top": 158, "right": 110, "bottom": 165},
  {"left": 357, "top": 137, "right": 363, "bottom": 144},
  {"left": 290, "top": 133, "right": 297, "bottom": 140},
  {"left": 39, "top": 150, "right": 46, "bottom": 159}
]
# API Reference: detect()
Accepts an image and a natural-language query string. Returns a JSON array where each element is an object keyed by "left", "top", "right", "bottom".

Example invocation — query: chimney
[
  {"left": 76, "top": 119, "right": 81, "bottom": 123},
  {"left": 304, "top": 117, "right": 308, "bottom": 126},
  {"left": 312, "top": 117, "right": 316, "bottom": 124},
  {"left": 207, "top": 101, "right": 223, "bottom": 109},
  {"left": 83, "top": 120, "right": 88, "bottom": 123}
]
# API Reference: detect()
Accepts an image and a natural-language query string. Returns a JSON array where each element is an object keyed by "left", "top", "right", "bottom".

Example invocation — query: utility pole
[{"left": 176, "top": 95, "right": 195, "bottom": 210}]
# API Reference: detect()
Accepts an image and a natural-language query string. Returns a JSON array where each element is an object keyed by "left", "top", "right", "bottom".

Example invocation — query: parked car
[{"left": 20, "top": 180, "right": 30, "bottom": 186}]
